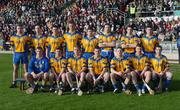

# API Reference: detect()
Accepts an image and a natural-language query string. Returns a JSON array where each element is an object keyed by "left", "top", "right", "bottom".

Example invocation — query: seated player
[
  {"left": 49, "top": 47, "right": 67, "bottom": 94},
  {"left": 66, "top": 46, "right": 87, "bottom": 96},
  {"left": 86, "top": 46, "right": 109, "bottom": 93},
  {"left": 130, "top": 45, "right": 152, "bottom": 96},
  {"left": 25, "top": 47, "right": 50, "bottom": 94},
  {"left": 110, "top": 47, "right": 132, "bottom": 94},
  {"left": 150, "top": 45, "right": 172, "bottom": 92}
]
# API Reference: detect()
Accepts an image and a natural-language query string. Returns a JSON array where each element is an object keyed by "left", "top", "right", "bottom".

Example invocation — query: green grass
[{"left": 0, "top": 54, "right": 180, "bottom": 110}]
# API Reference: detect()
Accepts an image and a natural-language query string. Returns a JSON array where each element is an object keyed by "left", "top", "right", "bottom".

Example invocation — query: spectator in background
[{"left": 177, "top": 32, "right": 180, "bottom": 64}]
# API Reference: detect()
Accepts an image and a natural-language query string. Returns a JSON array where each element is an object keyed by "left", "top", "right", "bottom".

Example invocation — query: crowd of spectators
[
  {"left": 126, "top": 0, "right": 180, "bottom": 17},
  {"left": 0, "top": 0, "right": 180, "bottom": 50}
]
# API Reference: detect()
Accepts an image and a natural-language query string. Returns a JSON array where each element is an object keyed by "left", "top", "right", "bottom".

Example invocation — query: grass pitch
[{"left": 0, "top": 54, "right": 180, "bottom": 110}]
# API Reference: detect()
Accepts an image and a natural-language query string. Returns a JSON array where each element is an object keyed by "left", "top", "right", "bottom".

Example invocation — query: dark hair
[
  {"left": 56, "top": 47, "right": 62, "bottom": 51},
  {"left": 155, "top": 45, "right": 162, "bottom": 50},
  {"left": 36, "top": 46, "right": 43, "bottom": 50},
  {"left": 16, "top": 23, "right": 23, "bottom": 27},
  {"left": 94, "top": 46, "right": 100, "bottom": 50},
  {"left": 52, "top": 24, "right": 59, "bottom": 28},
  {"left": 136, "top": 44, "right": 142, "bottom": 48}
]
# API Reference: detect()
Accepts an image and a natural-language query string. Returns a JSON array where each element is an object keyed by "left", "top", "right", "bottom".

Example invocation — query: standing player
[
  {"left": 81, "top": 27, "right": 99, "bottom": 60},
  {"left": 66, "top": 46, "right": 87, "bottom": 95},
  {"left": 98, "top": 24, "right": 116, "bottom": 61},
  {"left": 63, "top": 21, "right": 82, "bottom": 58},
  {"left": 150, "top": 45, "right": 172, "bottom": 92},
  {"left": 46, "top": 24, "right": 64, "bottom": 58},
  {"left": 110, "top": 47, "right": 132, "bottom": 94},
  {"left": 141, "top": 26, "right": 159, "bottom": 58},
  {"left": 25, "top": 47, "right": 50, "bottom": 94},
  {"left": 31, "top": 24, "right": 46, "bottom": 57},
  {"left": 9, "top": 24, "right": 31, "bottom": 88},
  {"left": 86, "top": 46, "right": 109, "bottom": 93},
  {"left": 130, "top": 45, "right": 152, "bottom": 96},
  {"left": 120, "top": 25, "right": 140, "bottom": 59},
  {"left": 49, "top": 47, "right": 67, "bottom": 93}
]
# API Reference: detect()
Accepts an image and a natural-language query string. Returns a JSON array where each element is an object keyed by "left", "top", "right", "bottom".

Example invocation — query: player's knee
[
  {"left": 43, "top": 73, "right": 49, "bottom": 79},
  {"left": 110, "top": 73, "right": 115, "bottom": 78}
]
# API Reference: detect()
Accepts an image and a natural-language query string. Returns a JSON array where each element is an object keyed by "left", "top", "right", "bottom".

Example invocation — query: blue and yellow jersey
[
  {"left": 98, "top": 33, "right": 116, "bottom": 50},
  {"left": 31, "top": 35, "right": 46, "bottom": 51},
  {"left": 110, "top": 57, "right": 130, "bottom": 73},
  {"left": 63, "top": 32, "right": 82, "bottom": 52},
  {"left": 10, "top": 34, "right": 31, "bottom": 52},
  {"left": 81, "top": 36, "right": 98, "bottom": 53},
  {"left": 88, "top": 56, "right": 108, "bottom": 75},
  {"left": 130, "top": 54, "right": 149, "bottom": 71},
  {"left": 50, "top": 57, "right": 67, "bottom": 73},
  {"left": 46, "top": 35, "right": 64, "bottom": 53},
  {"left": 150, "top": 55, "right": 168, "bottom": 73},
  {"left": 67, "top": 55, "right": 87, "bottom": 73},
  {"left": 141, "top": 36, "right": 159, "bottom": 53},
  {"left": 120, "top": 35, "right": 140, "bottom": 53}
]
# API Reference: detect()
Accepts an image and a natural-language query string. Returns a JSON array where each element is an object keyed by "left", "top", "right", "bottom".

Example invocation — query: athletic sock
[
  {"left": 164, "top": 79, "right": 172, "bottom": 89},
  {"left": 134, "top": 84, "right": 140, "bottom": 91}
]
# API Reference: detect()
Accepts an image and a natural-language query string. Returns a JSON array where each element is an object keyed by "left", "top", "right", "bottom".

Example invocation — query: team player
[
  {"left": 31, "top": 24, "right": 46, "bottom": 57},
  {"left": 120, "top": 25, "right": 140, "bottom": 59},
  {"left": 130, "top": 45, "right": 153, "bottom": 95},
  {"left": 63, "top": 21, "right": 82, "bottom": 58},
  {"left": 110, "top": 47, "right": 132, "bottom": 94},
  {"left": 86, "top": 46, "right": 109, "bottom": 93},
  {"left": 46, "top": 24, "right": 64, "bottom": 58},
  {"left": 25, "top": 47, "right": 50, "bottom": 94},
  {"left": 150, "top": 45, "right": 172, "bottom": 92},
  {"left": 81, "top": 27, "right": 99, "bottom": 60},
  {"left": 10, "top": 24, "right": 31, "bottom": 88},
  {"left": 66, "top": 46, "right": 87, "bottom": 95},
  {"left": 141, "top": 26, "right": 159, "bottom": 58},
  {"left": 98, "top": 24, "right": 116, "bottom": 61},
  {"left": 49, "top": 47, "right": 67, "bottom": 94}
]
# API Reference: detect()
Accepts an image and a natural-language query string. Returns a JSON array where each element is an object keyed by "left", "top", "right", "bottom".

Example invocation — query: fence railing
[{"left": 160, "top": 41, "right": 178, "bottom": 53}]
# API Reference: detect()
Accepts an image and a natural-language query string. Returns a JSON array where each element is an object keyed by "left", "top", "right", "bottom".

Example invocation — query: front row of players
[{"left": 25, "top": 45, "right": 173, "bottom": 96}]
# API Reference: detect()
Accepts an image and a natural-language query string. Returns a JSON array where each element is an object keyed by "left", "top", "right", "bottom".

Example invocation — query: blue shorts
[
  {"left": 123, "top": 52, "right": 135, "bottom": 59},
  {"left": 101, "top": 50, "right": 114, "bottom": 61},
  {"left": 83, "top": 52, "right": 94, "bottom": 60},
  {"left": 66, "top": 51, "right": 74, "bottom": 59},
  {"left": 13, "top": 52, "right": 28, "bottom": 64},
  {"left": 144, "top": 52, "right": 155, "bottom": 58}
]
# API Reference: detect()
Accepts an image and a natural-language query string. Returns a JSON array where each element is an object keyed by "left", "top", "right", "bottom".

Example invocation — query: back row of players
[{"left": 9, "top": 22, "right": 173, "bottom": 96}]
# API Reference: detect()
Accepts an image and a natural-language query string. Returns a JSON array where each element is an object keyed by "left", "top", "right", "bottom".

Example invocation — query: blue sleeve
[
  {"left": 28, "top": 58, "right": 35, "bottom": 73},
  {"left": 42, "top": 58, "right": 50, "bottom": 73}
]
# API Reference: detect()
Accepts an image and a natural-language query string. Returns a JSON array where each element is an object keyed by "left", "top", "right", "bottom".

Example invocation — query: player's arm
[
  {"left": 60, "top": 60, "right": 67, "bottom": 75},
  {"left": 88, "top": 59, "right": 96, "bottom": 80}
]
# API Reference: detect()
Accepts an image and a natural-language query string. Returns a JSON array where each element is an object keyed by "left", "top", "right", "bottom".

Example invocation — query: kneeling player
[
  {"left": 110, "top": 47, "right": 132, "bottom": 94},
  {"left": 130, "top": 45, "right": 153, "bottom": 96},
  {"left": 86, "top": 46, "right": 109, "bottom": 93},
  {"left": 25, "top": 47, "right": 50, "bottom": 94},
  {"left": 150, "top": 45, "right": 172, "bottom": 92},
  {"left": 50, "top": 47, "right": 67, "bottom": 94},
  {"left": 66, "top": 46, "right": 87, "bottom": 96}
]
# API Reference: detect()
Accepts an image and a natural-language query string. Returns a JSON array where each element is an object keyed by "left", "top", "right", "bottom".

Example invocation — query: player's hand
[
  {"left": 159, "top": 72, "right": 164, "bottom": 77},
  {"left": 117, "top": 72, "right": 122, "bottom": 76}
]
